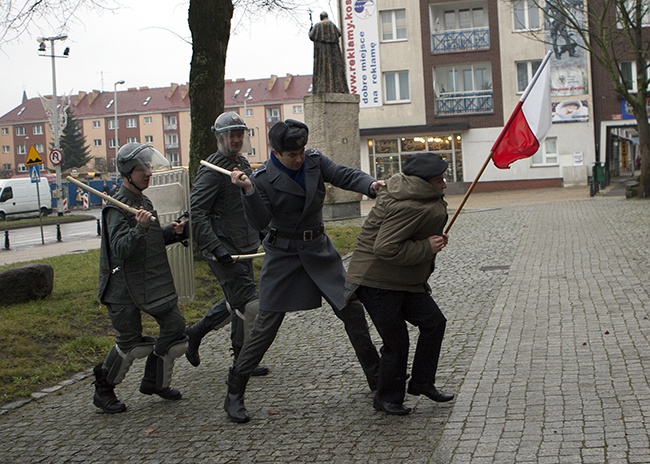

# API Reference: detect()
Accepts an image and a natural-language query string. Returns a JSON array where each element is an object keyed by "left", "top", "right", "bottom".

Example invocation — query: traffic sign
[
  {"left": 25, "top": 145, "right": 45, "bottom": 166},
  {"left": 49, "top": 148, "right": 63, "bottom": 166},
  {"left": 30, "top": 165, "right": 41, "bottom": 183}
]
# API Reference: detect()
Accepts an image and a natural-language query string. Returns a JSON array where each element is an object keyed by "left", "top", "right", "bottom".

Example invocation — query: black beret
[
  {"left": 402, "top": 153, "right": 448, "bottom": 180},
  {"left": 268, "top": 119, "right": 309, "bottom": 153}
]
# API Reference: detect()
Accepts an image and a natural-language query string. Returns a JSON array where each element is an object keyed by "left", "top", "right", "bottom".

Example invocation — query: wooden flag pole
[{"left": 444, "top": 151, "right": 493, "bottom": 235}]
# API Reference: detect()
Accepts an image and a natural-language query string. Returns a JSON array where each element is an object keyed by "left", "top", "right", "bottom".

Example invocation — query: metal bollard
[
  {"left": 56, "top": 224, "right": 62, "bottom": 242},
  {"left": 96, "top": 218, "right": 101, "bottom": 236},
  {"left": 4, "top": 230, "right": 9, "bottom": 250}
]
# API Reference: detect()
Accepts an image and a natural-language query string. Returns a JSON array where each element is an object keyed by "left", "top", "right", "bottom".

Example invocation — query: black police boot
[
  {"left": 224, "top": 368, "right": 250, "bottom": 423},
  {"left": 92, "top": 364, "right": 127, "bottom": 414},
  {"left": 407, "top": 381, "right": 454, "bottom": 403},
  {"left": 139, "top": 353, "right": 182, "bottom": 400},
  {"left": 185, "top": 307, "right": 231, "bottom": 367},
  {"left": 231, "top": 316, "right": 269, "bottom": 377}
]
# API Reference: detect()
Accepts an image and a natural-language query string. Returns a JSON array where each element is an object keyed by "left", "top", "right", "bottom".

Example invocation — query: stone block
[{"left": 0, "top": 263, "right": 54, "bottom": 306}]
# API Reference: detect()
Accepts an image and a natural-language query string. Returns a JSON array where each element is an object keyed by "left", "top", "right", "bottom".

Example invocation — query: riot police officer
[
  {"left": 186, "top": 112, "right": 269, "bottom": 375},
  {"left": 92, "top": 143, "right": 189, "bottom": 414}
]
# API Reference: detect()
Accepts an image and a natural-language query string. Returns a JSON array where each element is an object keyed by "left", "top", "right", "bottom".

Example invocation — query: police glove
[{"left": 211, "top": 244, "right": 234, "bottom": 265}]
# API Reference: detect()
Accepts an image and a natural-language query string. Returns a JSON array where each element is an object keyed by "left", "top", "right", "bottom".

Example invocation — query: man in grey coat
[
  {"left": 223, "top": 119, "right": 383, "bottom": 423},
  {"left": 186, "top": 111, "right": 268, "bottom": 376}
]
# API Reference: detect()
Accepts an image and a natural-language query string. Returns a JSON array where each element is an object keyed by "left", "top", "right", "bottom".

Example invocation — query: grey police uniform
[
  {"left": 98, "top": 185, "right": 187, "bottom": 388},
  {"left": 190, "top": 151, "right": 260, "bottom": 355}
]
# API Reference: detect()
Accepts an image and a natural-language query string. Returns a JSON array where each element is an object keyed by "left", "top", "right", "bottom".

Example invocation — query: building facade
[{"left": 341, "top": 0, "right": 614, "bottom": 192}]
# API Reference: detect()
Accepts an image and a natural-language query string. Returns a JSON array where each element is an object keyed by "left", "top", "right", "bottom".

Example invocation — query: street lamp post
[
  {"left": 38, "top": 35, "right": 68, "bottom": 216},
  {"left": 113, "top": 80, "right": 125, "bottom": 177}
]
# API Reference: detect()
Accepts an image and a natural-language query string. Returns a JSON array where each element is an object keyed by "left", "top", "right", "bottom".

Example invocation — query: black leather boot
[
  {"left": 92, "top": 364, "right": 127, "bottom": 414},
  {"left": 224, "top": 368, "right": 250, "bottom": 423},
  {"left": 185, "top": 305, "right": 231, "bottom": 367},
  {"left": 139, "top": 354, "right": 182, "bottom": 400},
  {"left": 407, "top": 381, "right": 454, "bottom": 403}
]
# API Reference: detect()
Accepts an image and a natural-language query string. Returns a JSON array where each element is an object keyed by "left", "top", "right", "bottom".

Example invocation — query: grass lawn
[{"left": 0, "top": 225, "right": 360, "bottom": 404}]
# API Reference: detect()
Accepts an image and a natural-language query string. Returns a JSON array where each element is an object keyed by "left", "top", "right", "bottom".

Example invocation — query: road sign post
[{"left": 26, "top": 146, "right": 46, "bottom": 244}]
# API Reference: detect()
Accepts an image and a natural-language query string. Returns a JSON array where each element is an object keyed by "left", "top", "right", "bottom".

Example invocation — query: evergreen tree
[{"left": 59, "top": 107, "right": 92, "bottom": 171}]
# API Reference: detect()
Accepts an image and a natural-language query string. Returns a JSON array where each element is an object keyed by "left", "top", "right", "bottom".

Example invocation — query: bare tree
[
  {"left": 522, "top": 0, "right": 650, "bottom": 197},
  {"left": 0, "top": 0, "right": 118, "bottom": 43}
]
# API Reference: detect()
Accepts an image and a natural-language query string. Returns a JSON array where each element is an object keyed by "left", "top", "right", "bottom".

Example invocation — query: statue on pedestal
[{"left": 309, "top": 12, "right": 349, "bottom": 94}]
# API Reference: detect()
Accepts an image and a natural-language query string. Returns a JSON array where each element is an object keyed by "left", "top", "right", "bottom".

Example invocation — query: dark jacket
[
  {"left": 242, "top": 149, "right": 376, "bottom": 312},
  {"left": 98, "top": 186, "right": 185, "bottom": 314},
  {"left": 346, "top": 173, "right": 448, "bottom": 293},
  {"left": 190, "top": 151, "right": 259, "bottom": 255}
]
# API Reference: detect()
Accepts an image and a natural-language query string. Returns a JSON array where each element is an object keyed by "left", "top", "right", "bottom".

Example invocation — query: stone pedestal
[{"left": 304, "top": 93, "right": 362, "bottom": 220}]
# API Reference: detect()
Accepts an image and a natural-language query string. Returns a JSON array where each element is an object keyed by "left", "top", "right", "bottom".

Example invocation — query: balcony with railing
[
  {"left": 434, "top": 90, "right": 493, "bottom": 116},
  {"left": 164, "top": 123, "right": 178, "bottom": 131},
  {"left": 431, "top": 27, "right": 489, "bottom": 53},
  {"left": 165, "top": 142, "right": 179, "bottom": 150}
]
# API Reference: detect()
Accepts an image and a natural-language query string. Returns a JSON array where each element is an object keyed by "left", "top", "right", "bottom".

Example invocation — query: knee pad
[
  {"left": 104, "top": 337, "right": 155, "bottom": 385},
  {"left": 156, "top": 336, "right": 188, "bottom": 388},
  {"left": 242, "top": 299, "right": 259, "bottom": 346}
]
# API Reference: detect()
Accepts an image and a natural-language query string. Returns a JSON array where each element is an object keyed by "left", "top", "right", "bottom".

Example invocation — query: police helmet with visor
[
  {"left": 116, "top": 143, "right": 170, "bottom": 176},
  {"left": 211, "top": 111, "right": 251, "bottom": 155}
]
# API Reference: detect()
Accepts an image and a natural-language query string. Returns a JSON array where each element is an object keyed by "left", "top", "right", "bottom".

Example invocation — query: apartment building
[
  {"left": 343, "top": 0, "right": 604, "bottom": 191},
  {"left": 0, "top": 74, "right": 311, "bottom": 179}
]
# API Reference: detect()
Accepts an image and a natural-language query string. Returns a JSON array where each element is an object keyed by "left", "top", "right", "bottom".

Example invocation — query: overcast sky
[{"left": 0, "top": 0, "right": 337, "bottom": 116}]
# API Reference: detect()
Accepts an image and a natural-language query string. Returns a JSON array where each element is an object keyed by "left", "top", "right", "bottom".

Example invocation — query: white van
[{"left": 0, "top": 177, "right": 53, "bottom": 221}]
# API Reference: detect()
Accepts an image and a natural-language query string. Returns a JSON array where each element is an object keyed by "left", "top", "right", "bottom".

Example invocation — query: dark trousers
[
  {"left": 357, "top": 286, "right": 447, "bottom": 404},
  {"left": 234, "top": 302, "right": 379, "bottom": 386},
  {"left": 205, "top": 251, "right": 258, "bottom": 354}
]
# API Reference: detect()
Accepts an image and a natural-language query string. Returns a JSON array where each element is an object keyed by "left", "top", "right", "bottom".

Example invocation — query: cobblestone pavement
[{"left": 1, "top": 185, "right": 649, "bottom": 463}]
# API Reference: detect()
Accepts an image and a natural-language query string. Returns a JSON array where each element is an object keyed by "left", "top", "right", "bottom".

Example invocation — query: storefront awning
[{"left": 360, "top": 122, "right": 470, "bottom": 137}]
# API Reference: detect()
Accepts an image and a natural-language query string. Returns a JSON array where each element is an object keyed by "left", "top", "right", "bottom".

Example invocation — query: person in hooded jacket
[{"left": 346, "top": 152, "right": 455, "bottom": 416}]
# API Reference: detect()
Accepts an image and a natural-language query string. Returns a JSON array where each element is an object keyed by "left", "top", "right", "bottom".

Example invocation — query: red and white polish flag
[{"left": 492, "top": 51, "right": 552, "bottom": 170}]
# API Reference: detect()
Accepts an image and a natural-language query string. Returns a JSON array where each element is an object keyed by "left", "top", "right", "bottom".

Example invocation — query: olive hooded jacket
[{"left": 346, "top": 173, "right": 448, "bottom": 293}]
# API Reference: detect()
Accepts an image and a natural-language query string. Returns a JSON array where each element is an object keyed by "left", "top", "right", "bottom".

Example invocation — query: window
[
  {"left": 108, "top": 120, "right": 118, "bottom": 130},
  {"left": 2, "top": 146, "right": 9, "bottom": 154},
  {"left": 94, "top": 139, "right": 102, "bottom": 146},
  {"left": 164, "top": 115, "right": 177, "bottom": 129},
  {"left": 384, "top": 71, "right": 410, "bottom": 102},
  {"left": 165, "top": 133, "right": 178, "bottom": 148},
  {"left": 435, "top": 63, "right": 492, "bottom": 93},
  {"left": 144, "top": 116, "right": 153, "bottom": 124},
  {"left": 127, "top": 137, "right": 138, "bottom": 144},
  {"left": 35, "top": 143, "right": 44, "bottom": 153},
  {"left": 17, "top": 145, "right": 27, "bottom": 155},
  {"left": 292, "top": 105, "right": 303, "bottom": 114},
  {"left": 3, "top": 163, "right": 10, "bottom": 171},
  {"left": 381, "top": 9, "right": 407, "bottom": 41},
  {"left": 126, "top": 118, "right": 137, "bottom": 128},
  {"left": 15, "top": 126, "right": 26, "bottom": 136},
  {"left": 245, "top": 108, "right": 253, "bottom": 117},
  {"left": 516, "top": 60, "right": 542, "bottom": 93},
  {"left": 1, "top": 128, "right": 8, "bottom": 135},
  {"left": 441, "top": 7, "right": 485, "bottom": 30},
  {"left": 621, "top": 1, "right": 650, "bottom": 27},
  {"left": 167, "top": 152, "right": 180, "bottom": 167},
  {"left": 93, "top": 120, "right": 101, "bottom": 128},
  {"left": 532, "top": 136, "right": 558, "bottom": 165},
  {"left": 267, "top": 108, "right": 280, "bottom": 123},
  {"left": 513, "top": 0, "right": 541, "bottom": 31},
  {"left": 18, "top": 163, "right": 27, "bottom": 172},
  {"left": 109, "top": 139, "right": 117, "bottom": 148},
  {"left": 145, "top": 135, "right": 154, "bottom": 143},
  {"left": 248, "top": 128, "right": 256, "bottom": 137},
  {"left": 620, "top": 61, "right": 650, "bottom": 92},
  {"left": 33, "top": 125, "right": 43, "bottom": 135}
]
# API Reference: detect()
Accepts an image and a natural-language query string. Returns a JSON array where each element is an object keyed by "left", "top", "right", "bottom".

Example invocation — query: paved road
[{"left": 1, "top": 185, "right": 649, "bottom": 463}]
